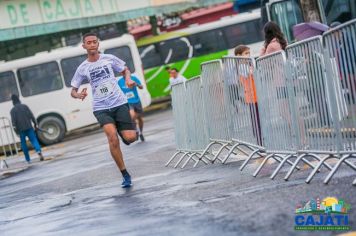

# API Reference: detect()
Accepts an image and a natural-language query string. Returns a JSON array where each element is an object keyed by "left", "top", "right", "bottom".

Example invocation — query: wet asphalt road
[{"left": 0, "top": 109, "right": 355, "bottom": 236}]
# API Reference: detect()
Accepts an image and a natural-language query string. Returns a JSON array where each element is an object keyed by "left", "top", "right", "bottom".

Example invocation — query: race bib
[
  {"left": 126, "top": 92, "right": 135, "bottom": 99},
  {"left": 95, "top": 82, "right": 114, "bottom": 98}
]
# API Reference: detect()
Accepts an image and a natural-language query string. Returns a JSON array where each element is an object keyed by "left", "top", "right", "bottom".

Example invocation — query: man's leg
[
  {"left": 115, "top": 104, "right": 138, "bottom": 145},
  {"left": 102, "top": 123, "right": 132, "bottom": 188},
  {"left": 28, "top": 128, "right": 44, "bottom": 161},
  {"left": 137, "top": 114, "right": 145, "bottom": 141},
  {"left": 129, "top": 108, "right": 139, "bottom": 140},
  {"left": 120, "top": 130, "right": 137, "bottom": 143},
  {"left": 20, "top": 131, "right": 30, "bottom": 163},
  {"left": 103, "top": 123, "right": 127, "bottom": 171},
  {"left": 137, "top": 115, "right": 144, "bottom": 134},
  {"left": 134, "top": 103, "right": 145, "bottom": 141}
]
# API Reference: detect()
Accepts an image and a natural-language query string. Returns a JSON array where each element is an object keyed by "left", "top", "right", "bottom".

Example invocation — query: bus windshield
[
  {"left": 268, "top": 0, "right": 303, "bottom": 42},
  {"left": 321, "top": 0, "right": 356, "bottom": 25},
  {"left": 268, "top": 0, "right": 356, "bottom": 42}
]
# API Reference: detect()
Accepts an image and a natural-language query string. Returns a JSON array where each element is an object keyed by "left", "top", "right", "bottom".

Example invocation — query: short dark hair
[
  {"left": 234, "top": 45, "right": 250, "bottom": 56},
  {"left": 170, "top": 68, "right": 179, "bottom": 72},
  {"left": 82, "top": 32, "right": 98, "bottom": 42},
  {"left": 11, "top": 94, "right": 20, "bottom": 105}
]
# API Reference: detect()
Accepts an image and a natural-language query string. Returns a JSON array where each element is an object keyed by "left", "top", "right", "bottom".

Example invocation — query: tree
[{"left": 299, "top": 0, "right": 322, "bottom": 22}]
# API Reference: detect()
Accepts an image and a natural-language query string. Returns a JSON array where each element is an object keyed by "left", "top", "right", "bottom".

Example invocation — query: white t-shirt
[
  {"left": 169, "top": 75, "right": 187, "bottom": 88},
  {"left": 71, "top": 54, "right": 128, "bottom": 111}
]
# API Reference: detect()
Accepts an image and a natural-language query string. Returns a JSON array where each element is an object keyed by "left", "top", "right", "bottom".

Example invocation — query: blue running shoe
[{"left": 121, "top": 174, "right": 132, "bottom": 188}]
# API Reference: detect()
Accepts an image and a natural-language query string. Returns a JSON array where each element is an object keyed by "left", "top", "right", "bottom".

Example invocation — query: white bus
[{"left": 0, "top": 34, "right": 151, "bottom": 145}]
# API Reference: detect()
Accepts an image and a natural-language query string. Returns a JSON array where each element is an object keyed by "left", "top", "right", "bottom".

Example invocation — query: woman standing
[{"left": 260, "top": 21, "right": 287, "bottom": 56}]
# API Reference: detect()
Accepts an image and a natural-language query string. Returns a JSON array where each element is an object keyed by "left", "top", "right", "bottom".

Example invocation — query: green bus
[{"left": 137, "top": 9, "right": 263, "bottom": 100}]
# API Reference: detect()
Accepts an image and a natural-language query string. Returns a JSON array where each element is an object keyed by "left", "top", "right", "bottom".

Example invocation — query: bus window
[
  {"left": 139, "top": 44, "right": 163, "bottom": 69},
  {"left": 61, "top": 54, "right": 88, "bottom": 87},
  {"left": 104, "top": 46, "right": 135, "bottom": 73},
  {"left": 159, "top": 37, "right": 191, "bottom": 64},
  {"left": 18, "top": 62, "right": 63, "bottom": 97},
  {"left": 0, "top": 71, "right": 18, "bottom": 103},
  {"left": 189, "top": 29, "right": 227, "bottom": 56},
  {"left": 223, "top": 19, "right": 263, "bottom": 48},
  {"left": 269, "top": 0, "right": 303, "bottom": 42}
]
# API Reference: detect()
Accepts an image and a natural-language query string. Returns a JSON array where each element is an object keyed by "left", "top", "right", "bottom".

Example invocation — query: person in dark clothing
[{"left": 10, "top": 94, "right": 44, "bottom": 164}]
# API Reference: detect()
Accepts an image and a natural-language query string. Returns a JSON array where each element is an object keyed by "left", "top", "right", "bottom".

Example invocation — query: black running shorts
[
  {"left": 93, "top": 104, "right": 136, "bottom": 131},
  {"left": 128, "top": 102, "right": 143, "bottom": 114}
]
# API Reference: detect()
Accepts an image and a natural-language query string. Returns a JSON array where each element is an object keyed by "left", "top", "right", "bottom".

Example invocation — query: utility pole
[{"left": 150, "top": 15, "right": 160, "bottom": 36}]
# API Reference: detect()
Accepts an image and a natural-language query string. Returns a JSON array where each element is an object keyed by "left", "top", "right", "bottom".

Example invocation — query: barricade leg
[
  {"left": 271, "top": 154, "right": 318, "bottom": 180},
  {"left": 181, "top": 152, "right": 209, "bottom": 169},
  {"left": 193, "top": 141, "right": 219, "bottom": 167},
  {"left": 211, "top": 142, "right": 231, "bottom": 164},
  {"left": 181, "top": 153, "right": 196, "bottom": 169},
  {"left": 1, "top": 159, "right": 9, "bottom": 169},
  {"left": 284, "top": 153, "right": 333, "bottom": 181},
  {"left": 174, "top": 152, "right": 191, "bottom": 168},
  {"left": 253, "top": 153, "right": 301, "bottom": 177},
  {"left": 239, "top": 149, "right": 265, "bottom": 171},
  {"left": 270, "top": 154, "right": 297, "bottom": 180},
  {"left": 222, "top": 142, "right": 254, "bottom": 164},
  {"left": 166, "top": 151, "right": 184, "bottom": 167},
  {"left": 353, "top": 178, "right": 356, "bottom": 186},
  {"left": 305, "top": 155, "right": 337, "bottom": 183},
  {"left": 324, "top": 154, "right": 356, "bottom": 184},
  {"left": 252, "top": 154, "right": 279, "bottom": 177}
]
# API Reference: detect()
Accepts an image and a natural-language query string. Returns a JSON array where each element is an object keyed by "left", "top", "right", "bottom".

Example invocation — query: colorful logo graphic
[{"left": 294, "top": 197, "right": 351, "bottom": 231}]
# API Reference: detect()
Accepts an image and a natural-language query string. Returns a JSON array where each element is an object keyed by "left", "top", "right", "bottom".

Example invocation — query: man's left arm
[
  {"left": 25, "top": 105, "right": 38, "bottom": 129},
  {"left": 110, "top": 55, "right": 135, "bottom": 89},
  {"left": 121, "top": 67, "right": 136, "bottom": 88}
]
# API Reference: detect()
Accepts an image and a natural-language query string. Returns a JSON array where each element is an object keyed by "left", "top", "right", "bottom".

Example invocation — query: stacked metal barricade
[
  {"left": 0, "top": 117, "right": 19, "bottom": 169},
  {"left": 167, "top": 19, "right": 356, "bottom": 185}
]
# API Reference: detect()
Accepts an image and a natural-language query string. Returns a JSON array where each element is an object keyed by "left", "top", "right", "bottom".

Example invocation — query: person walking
[
  {"left": 10, "top": 94, "right": 44, "bottom": 164},
  {"left": 118, "top": 74, "right": 145, "bottom": 142},
  {"left": 70, "top": 32, "right": 137, "bottom": 188}
]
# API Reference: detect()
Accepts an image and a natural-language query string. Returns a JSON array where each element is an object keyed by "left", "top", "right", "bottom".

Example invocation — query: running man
[
  {"left": 118, "top": 74, "right": 145, "bottom": 142},
  {"left": 70, "top": 32, "right": 136, "bottom": 188}
]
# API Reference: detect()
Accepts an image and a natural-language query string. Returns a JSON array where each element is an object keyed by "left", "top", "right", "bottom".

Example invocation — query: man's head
[
  {"left": 82, "top": 32, "right": 99, "bottom": 55},
  {"left": 11, "top": 94, "right": 20, "bottom": 106},
  {"left": 169, "top": 68, "right": 179, "bottom": 79}
]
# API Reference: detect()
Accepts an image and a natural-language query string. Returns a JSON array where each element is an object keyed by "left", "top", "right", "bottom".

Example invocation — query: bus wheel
[{"left": 37, "top": 116, "right": 65, "bottom": 145}]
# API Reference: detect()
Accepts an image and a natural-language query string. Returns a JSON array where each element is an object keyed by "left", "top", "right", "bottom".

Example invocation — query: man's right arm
[
  {"left": 71, "top": 87, "right": 87, "bottom": 100},
  {"left": 70, "top": 67, "right": 86, "bottom": 100}
]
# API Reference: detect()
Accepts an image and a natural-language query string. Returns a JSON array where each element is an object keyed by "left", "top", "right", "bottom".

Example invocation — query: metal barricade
[
  {"left": 276, "top": 36, "right": 336, "bottom": 181},
  {"left": 193, "top": 60, "right": 232, "bottom": 167},
  {"left": 0, "top": 117, "right": 19, "bottom": 169},
  {"left": 166, "top": 79, "right": 211, "bottom": 168},
  {"left": 181, "top": 76, "right": 212, "bottom": 168},
  {"left": 220, "top": 56, "right": 266, "bottom": 166},
  {"left": 166, "top": 82, "right": 190, "bottom": 167},
  {"left": 253, "top": 51, "right": 305, "bottom": 178},
  {"left": 311, "top": 19, "right": 356, "bottom": 184}
]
